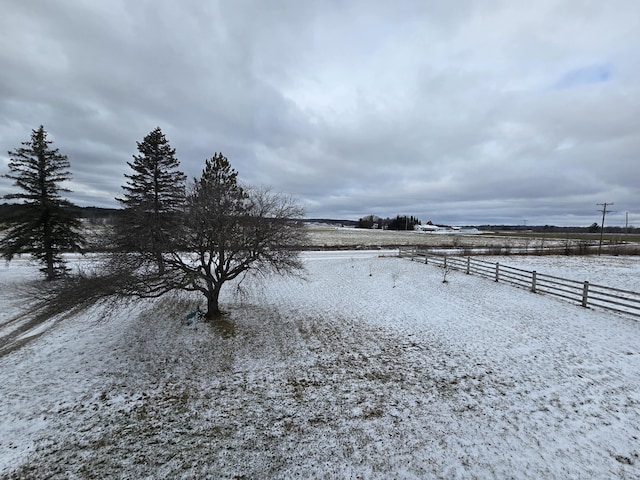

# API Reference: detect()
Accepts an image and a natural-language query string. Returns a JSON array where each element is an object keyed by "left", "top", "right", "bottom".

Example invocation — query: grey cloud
[{"left": 1, "top": 0, "right": 638, "bottom": 226}]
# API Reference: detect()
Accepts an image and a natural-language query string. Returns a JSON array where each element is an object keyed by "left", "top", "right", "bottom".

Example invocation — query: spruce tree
[
  {"left": 116, "top": 127, "right": 186, "bottom": 274},
  {"left": 1, "top": 126, "right": 84, "bottom": 280}
]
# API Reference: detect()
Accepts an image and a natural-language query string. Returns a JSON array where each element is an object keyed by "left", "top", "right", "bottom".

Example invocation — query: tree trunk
[
  {"left": 45, "top": 253, "right": 55, "bottom": 280},
  {"left": 205, "top": 282, "right": 223, "bottom": 319},
  {"left": 155, "top": 251, "right": 165, "bottom": 275},
  {"left": 43, "top": 214, "right": 56, "bottom": 280}
]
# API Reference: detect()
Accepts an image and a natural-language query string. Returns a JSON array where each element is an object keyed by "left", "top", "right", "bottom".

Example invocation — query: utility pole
[
  {"left": 596, "top": 202, "right": 614, "bottom": 255},
  {"left": 625, "top": 212, "right": 629, "bottom": 237}
]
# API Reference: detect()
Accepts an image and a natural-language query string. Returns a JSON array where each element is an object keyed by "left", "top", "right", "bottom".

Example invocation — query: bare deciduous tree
[{"left": 172, "top": 185, "right": 306, "bottom": 317}]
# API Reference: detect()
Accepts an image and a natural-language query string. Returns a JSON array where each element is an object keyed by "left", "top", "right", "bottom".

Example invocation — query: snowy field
[
  {"left": 1, "top": 252, "right": 640, "bottom": 478},
  {"left": 479, "top": 254, "right": 640, "bottom": 292},
  {"left": 304, "top": 225, "right": 597, "bottom": 252}
]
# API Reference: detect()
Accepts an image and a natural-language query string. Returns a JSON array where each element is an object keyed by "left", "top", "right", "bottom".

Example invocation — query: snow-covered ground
[
  {"left": 479, "top": 254, "right": 640, "bottom": 291},
  {"left": 1, "top": 252, "right": 640, "bottom": 478}
]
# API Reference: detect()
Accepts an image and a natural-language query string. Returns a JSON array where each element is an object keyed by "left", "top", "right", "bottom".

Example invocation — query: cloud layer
[{"left": 1, "top": 0, "right": 638, "bottom": 226}]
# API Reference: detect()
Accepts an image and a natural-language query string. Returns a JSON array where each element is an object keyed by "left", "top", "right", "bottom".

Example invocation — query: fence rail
[{"left": 399, "top": 246, "right": 640, "bottom": 318}]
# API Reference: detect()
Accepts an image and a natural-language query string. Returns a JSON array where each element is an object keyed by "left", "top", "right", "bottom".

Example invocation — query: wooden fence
[{"left": 399, "top": 246, "right": 640, "bottom": 318}]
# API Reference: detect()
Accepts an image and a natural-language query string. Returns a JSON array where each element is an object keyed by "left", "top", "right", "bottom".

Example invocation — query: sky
[{"left": 0, "top": 0, "right": 638, "bottom": 226}]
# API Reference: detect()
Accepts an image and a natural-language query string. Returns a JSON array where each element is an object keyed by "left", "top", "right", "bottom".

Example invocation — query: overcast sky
[{"left": 1, "top": 1, "right": 638, "bottom": 226}]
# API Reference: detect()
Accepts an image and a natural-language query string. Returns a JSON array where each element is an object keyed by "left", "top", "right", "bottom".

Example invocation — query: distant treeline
[
  {"left": 354, "top": 213, "right": 638, "bottom": 234},
  {"left": 357, "top": 215, "right": 421, "bottom": 230},
  {"left": 1, "top": 203, "right": 636, "bottom": 234},
  {"left": 0, "top": 203, "right": 120, "bottom": 224},
  {"left": 477, "top": 224, "right": 640, "bottom": 234}
]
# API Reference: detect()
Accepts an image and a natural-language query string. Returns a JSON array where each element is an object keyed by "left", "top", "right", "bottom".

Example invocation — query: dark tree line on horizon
[{"left": 357, "top": 214, "right": 422, "bottom": 230}]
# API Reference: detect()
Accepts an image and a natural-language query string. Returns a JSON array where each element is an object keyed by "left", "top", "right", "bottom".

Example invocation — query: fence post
[
  {"left": 531, "top": 271, "right": 537, "bottom": 293},
  {"left": 425, "top": 255, "right": 428, "bottom": 264},
  {"left": 495, "top": 262, "right": 500, "bottom": 282},
  {"left": 582, "top": 281, "right": 589, "bottom": 308},
  {"left": 443, "top": 256, "right": 447, "bottom": 270},
  {"left": 466, "top": 257, "right": 470, "bottom": 274}
]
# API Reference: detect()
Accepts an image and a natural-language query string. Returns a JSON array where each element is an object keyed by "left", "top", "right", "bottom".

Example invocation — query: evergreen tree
[
  {"left": 1, "top": 126, "right": 84, "bottom": 279},
  {"left": 116, "top": 127, "right": 186, "bottom": 274},
  {"left": 387, "top": 214, "right": 421, "bottom": 230}
]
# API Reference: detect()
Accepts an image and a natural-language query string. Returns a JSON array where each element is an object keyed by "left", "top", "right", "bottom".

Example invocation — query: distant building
[{"left": 414, "top": 222, "right": 481, "bottom": 234}]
